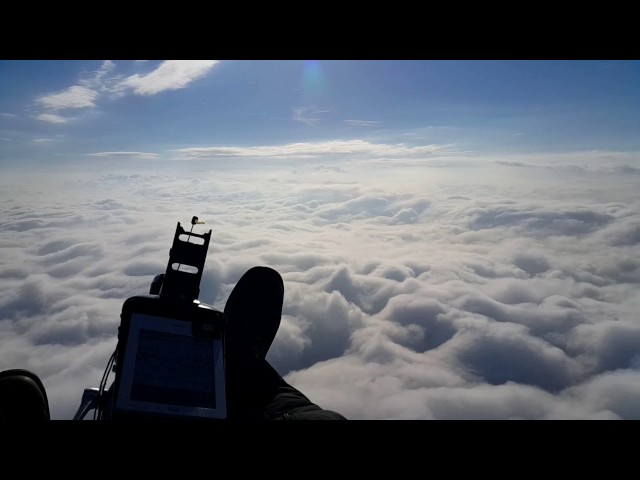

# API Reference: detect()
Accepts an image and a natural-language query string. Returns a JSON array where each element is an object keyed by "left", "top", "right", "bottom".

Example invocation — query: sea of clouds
[{"left": 1, "top": 151, "right": 639, "bottom": 420}]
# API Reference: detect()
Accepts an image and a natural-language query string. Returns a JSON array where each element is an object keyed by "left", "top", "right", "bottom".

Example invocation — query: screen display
[
  {"left": 131, "top": 329, "right": 216, "bottom": 408},
  {"left": 115, "top": 313, "right": 226, "bottom": 419}
]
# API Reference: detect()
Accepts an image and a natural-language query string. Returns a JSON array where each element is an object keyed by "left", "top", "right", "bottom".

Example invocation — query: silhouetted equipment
[
  {"left": 159, "top": 221, "right": 210, "bottom": 302},
  {"left": 74, "top": 217, "right": 226, "bottom": 421}
]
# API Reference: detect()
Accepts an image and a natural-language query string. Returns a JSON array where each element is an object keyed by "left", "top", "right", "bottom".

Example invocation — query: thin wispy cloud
[
  {"left": 175, "top": 139, "right": 445, "bottom": 160},
  {"left": 292, "top": 106, "right": 329, "bottom": 126},
  {"left": 85, "top": 151, "right": 159, "bottom": 160},
  {"left": 33, "top": 138, "right": 57, "bottom": 144},
  {"left": 345, "top": 119, "right": 380, "bottom": 127},
  {"left": 79, "top": 60, "right": 120, "bottom": 94},
  {"left": 35, "top": 113, "right": 71, "bottom": 124},
  {"left": 1, "top": 113, "right": 17, "bottom": 118}
]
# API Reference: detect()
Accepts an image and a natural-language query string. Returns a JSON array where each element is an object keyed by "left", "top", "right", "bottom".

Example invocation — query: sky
[{"left": 1, "top": 59, "right": 639, "bottom": 420}]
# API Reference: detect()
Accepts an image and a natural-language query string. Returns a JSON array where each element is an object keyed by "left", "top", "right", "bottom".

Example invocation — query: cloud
[
  {"left": 292, "top": 106, "right": 329, "bottom": 126},
  {"left": 36, "top": 86, "right": 98, "bottom": 111},
  {"left": 30, "top": 61, "right": 220, "bottom": 126},
  {"left": 175, "top": 139, "right": 445, "bottom": 160},
  {"left": 559, "top": 370, "right": 640, "bottom": 419},
  {"left": 35, "top": 113, "right": 71, "bottom": 124},
  {"left": 1, "top": 112, "right": 17, "bottom": 118},
  {"left": 468, "top": 207, "right": 615, "bottom": 237},
  {"left": 85, "top": 151, "right": 159, "bottom": 160},
  {"left": 1, "top": 152, "right": 639, "bottom": 420},
  {"left": 116, "top": 60, "right": 219, "bottom": 96},
  {"left": 80, "top": 60, "right": 116, "bottom": 90},
  {"left": 344, "top": 119, "right": 380, "bottom": 127},
  {"left": 496, "top": 160, "right": 640, "bottom": 175},
  {"left": 493, "top": 150, "right": 640, "bottom": 172}
]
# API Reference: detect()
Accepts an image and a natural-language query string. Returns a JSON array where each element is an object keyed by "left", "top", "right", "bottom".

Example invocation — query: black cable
[{"left": 95, "top": 348, "right": 116, "bottom": 420}]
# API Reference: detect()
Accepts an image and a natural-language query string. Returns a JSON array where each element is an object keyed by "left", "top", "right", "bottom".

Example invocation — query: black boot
[
  {"left": 222, "top": 266, "right": 347, "bottom": 420},
  {"left": 224, "top": 266, "right": 284, "bottom": 361},
  {"left": 223, "top": 266, "right": 284, "bottom": 420},
  {"left": 0, "top": 369, "right": 50, "bottom": 421}
]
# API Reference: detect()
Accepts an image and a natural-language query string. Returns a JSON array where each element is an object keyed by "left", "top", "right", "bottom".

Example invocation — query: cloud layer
[{"left": 1, "top": 152, "right": 639, "bottom": 420}]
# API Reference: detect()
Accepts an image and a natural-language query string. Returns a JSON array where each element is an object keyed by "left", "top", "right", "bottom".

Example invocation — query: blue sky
[
  {"left": 2, "top": 60, "right": 640, "bottom": 420},
  {"left": 1, "top": 60, "right": 639, "bottom": 167}
]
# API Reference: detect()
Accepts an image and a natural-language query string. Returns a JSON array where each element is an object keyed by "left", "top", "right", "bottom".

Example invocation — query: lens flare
[{"left": 301, "top": 60, "right": 325, "bottom": 95}]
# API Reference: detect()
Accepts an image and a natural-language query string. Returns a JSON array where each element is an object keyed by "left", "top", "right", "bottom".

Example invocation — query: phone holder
[{"left": 158, "top": 219, "right": 211, "bottom": 303}]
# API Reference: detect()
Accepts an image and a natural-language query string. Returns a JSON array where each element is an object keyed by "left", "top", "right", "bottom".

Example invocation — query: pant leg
[
  {"left": 260, "top": 361, "right": 347, "bottom": 420},
  {"left": 225, "top": 354, "right": 346, "bottom": 420}
]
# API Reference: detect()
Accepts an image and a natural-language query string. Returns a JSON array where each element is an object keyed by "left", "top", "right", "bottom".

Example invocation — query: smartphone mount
[{"left": 156, "top": 216, "right": 211, "bottom": 303}]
